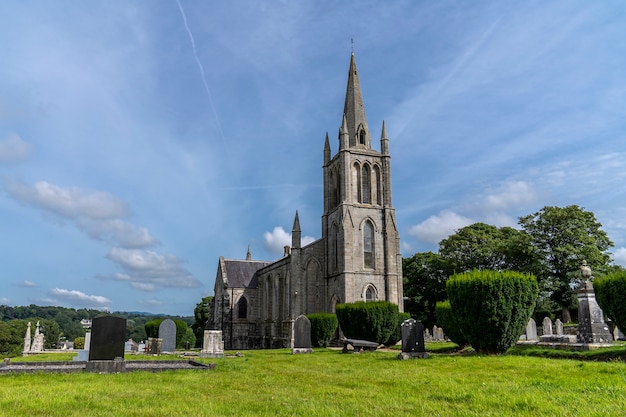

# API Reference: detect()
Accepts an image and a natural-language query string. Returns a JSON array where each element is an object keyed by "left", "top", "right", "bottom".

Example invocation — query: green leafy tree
[
  {"left": 192, "top": 296, "right": 213, "bottom": 348},
  {"left": 180, "top": 327, "right": 196, "bottom": 349},
  {"left": 519, "top": 205, "right": 613, "bottom": 322},
  {"left": 439, "top": 223, "right": 538, "bottom": 273},
  {"left": 402, "top": 252, "right": 450, "bottom": 328}
]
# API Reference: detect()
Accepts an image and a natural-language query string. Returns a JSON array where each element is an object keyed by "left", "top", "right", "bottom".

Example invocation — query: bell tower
[{"left": 322, "top": 53, "right": 403, "bottom": 312}]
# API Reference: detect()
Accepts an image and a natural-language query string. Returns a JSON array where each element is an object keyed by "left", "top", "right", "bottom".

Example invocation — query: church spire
[
  {"left": 246, "top": 245, "right": 252, "bottom": 261},
  {"left": 292, "top": 211, "right": 301, "bottom": 249},
  {"left": 343, "top": 52, "right": 370, "bottom": 148}
]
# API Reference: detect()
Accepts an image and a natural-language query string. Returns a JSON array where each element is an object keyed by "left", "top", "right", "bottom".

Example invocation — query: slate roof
[{"left": 222, "top": 259, "right": 272, "bottom": 289}]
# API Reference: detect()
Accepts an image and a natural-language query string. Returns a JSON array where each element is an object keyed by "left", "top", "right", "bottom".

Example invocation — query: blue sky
[{"left": 1, "top": 1, "right": 625, "bottom": 316}]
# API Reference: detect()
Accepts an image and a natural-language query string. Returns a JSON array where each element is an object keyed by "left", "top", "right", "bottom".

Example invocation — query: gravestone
[
  {"left": 159, "top": 319, "right": 177, "bottom": 353},
  {"left": 614, "top": 326, "right": 626, "bottom": 341},
  {"left": 525, "top": 318, "right": 537, "bottom": 341},
  {"left": 147, "top": 337, "right": 163, "bottom": 355},
  {"left": 432, "top": 325, "right": 444, "bottom": 341},
  {"left": 576, "top": 262, "right": 612, "bottom": 344},
  {"left": 125, "top": 339, "right": 138, "bottom": 353},
  {"left": 89, "top": 316, "right": 126, "bottom": 361},
  {"left": 292, "top": 315, "right": 313, "bottom": 354},
  {"left": 555, "top": 319, "right": 564, "bottom": 336},
  {"left": 542, "top": 317, "right": 553, "bottom": 336},
  {"left": 398, "top": 319, "right": 429, "bottom": 360},
  {"left": 200, "top": 330, "right": 224, "bottom": 358}
]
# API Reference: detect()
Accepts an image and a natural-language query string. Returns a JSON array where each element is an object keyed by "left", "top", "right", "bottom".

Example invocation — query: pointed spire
[
  {"left": 343, "top": 53, "right": 370, "bottom": 148},
  {"left": 339, "top": 114, "right": 349, "bottom": 150},
  {"left": 246, "top": 245, "right": 252, "bottom": 261},
  {"left": 380, "top": 120, "right": 389, "bottom": 155},
  {"left": 292, "top": 211, "right": 301, "bottom": 249},
  {"left": 324, "top": 132, "right": 331, "bottom": 164}
]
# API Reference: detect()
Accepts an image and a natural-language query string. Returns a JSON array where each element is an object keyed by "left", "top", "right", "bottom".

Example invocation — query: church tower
[{"left": 322, "top": 53, "right": 403, "bottom": 312}]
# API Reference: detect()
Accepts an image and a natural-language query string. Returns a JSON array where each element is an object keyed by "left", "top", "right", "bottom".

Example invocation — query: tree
[
  {"left": 439, "top": 223, "right": 538, "bottom": 273},
  {"left": 402, "top": 252, "right": 450, "bottom": 328},
  {"left": 192, "top": 296, "right": 213, "bottom": 348},
  {"left": 519, "top": 205, "right": 613, "bottom": 322}
]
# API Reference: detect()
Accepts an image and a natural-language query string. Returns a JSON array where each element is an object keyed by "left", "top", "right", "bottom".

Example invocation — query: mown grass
[{"left": 2, "top": 348, "right": 626, "bottom": 416}]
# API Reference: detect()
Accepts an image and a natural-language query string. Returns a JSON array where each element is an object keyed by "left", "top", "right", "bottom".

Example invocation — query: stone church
[{"left": 209, "top": 53, "right": 404, "bottom": 349}]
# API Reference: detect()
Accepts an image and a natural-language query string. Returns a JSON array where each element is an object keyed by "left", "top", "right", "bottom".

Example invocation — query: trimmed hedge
[
  {"left": 594, "top": 270, "right": 626, "bottom": 333},
  {"left": 435, "top": 300, "right": 468, "bottom": 347},
  {"left": 447, "top": 270, "right": 538, "bottom": 354},
  {"left": 387, "top": 312, "right": 411, "bottom": 346},
  {"left": 335, "top": 301, "right": 400, "bottom": 345},
  {"left": 307, "top": 313, "right": 338, "bottom": 347}
]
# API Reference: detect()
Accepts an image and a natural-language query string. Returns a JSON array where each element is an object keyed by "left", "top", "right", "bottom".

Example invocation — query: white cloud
[
  {"left": 263, "top": 226, "right": 316, "bottom": 255},
  {"left": 106, "top": 247, "right": 202, "bottom": 289},
  {"left": 48, "top": 288, "right": 111, "bottom": 308},
  {"left": 21, "top": 280, "right": 38, "bottom": 288},
  {"left": 5, "top": 179, "right": 158, "bottom": 248},
  {"left": 139, "top": 299, "right": 164, "bottom": 309},
  {"left": 483, "top": 181, "right": 537, "bottom": 211},
  {"left": 0, "top": 132, "right": 33, "bottom": 162},
  {"left": 0, "top": 297, "right": 10, "bottom": 304},
  {"left": 408, "top": 210, "right": 474, "bottom": 244},
  {"left": 614, "top": 248, "right": 626, "bottom": 267}
]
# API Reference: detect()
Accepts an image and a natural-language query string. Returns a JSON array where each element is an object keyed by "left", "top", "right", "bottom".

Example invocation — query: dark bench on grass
[{"left": 341, "top": 338, "right": 379, "bottom": 353}]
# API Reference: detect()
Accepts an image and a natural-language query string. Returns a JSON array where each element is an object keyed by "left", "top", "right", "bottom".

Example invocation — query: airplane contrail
[{"left": 175, "top": 0, "right": 226, "bottom": 146}]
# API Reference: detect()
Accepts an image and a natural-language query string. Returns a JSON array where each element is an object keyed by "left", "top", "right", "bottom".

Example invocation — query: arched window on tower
[
  {"left": 363, "top": 221, "right": 375, "bottom": 269},
  {"left": 330, "top": 223, "right": 338, "bottom": 272},
  {"left": 237, "top": 296, "right": 248, "bottom": 319},
  {"left": 361, "top": 164, "right": 371, "bottom": 204},
  {"left": 374, "top": 165, "right": 381, "bottom": 205},
  {"left": 359, "top": 129, "right": 366, "bottom": 145},
  {"left": 352, "top": 162, "right": 361, "bottom": 202}
]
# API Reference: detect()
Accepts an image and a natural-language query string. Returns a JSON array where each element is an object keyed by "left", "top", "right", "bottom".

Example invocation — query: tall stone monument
[
  {"left": 577, "top": 261, "right": 613, "bottom": 344},
  {"left": 23, "top": 322, "right": 32, "bottom": 355},
  {"left": 29, "top": 321, "right": 45, "bottom": 353}
]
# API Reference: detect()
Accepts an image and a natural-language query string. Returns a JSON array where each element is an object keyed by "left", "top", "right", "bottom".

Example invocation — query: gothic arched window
[
  {"left": 373, "top": 165, "right": 381, "bottom": 205},
  {"left": 359, "top": 129, "right": 366, "bottom": 145},
  {"left": 366, "top": 286, "right": 375, "bottom": 302},
  {"left": 363, "top": 221, "right": 375, "bottom": 269},
  {"left": 361, "top": 164, "right": 371, "bottom": 204},
  {"left": 353, "top": 162, "right": 361, "bottom": 202},
  {"left": 237, "top": 296, "right": 248, "bottom": 319}
]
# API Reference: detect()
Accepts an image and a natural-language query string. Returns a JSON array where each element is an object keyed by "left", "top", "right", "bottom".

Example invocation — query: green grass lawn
[{"left": 2, "top": 348, "right": 626, "bottom": 416}]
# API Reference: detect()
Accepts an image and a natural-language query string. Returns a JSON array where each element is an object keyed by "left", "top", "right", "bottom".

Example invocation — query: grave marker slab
[
  {"left": 292, "top": 315, "right": 313, "bottom": 354},
  {"left": 525, "top": 318, "right": 537, "bottom": 341},
  {"left": 89, "top": 316, "right": 126, "bottom": 361},
  {"left": 159, "top": 319, "right": 177, "bottom": 353},
  {"left": 398, "top": 319, "right": 429, "bottom": 360}
]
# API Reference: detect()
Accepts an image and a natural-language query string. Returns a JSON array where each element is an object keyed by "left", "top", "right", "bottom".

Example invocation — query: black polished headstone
[
  {"left": 89, "top": 316, "right": 127, "bottom": 361},
  {"left": 398, "top": 319, "right": 429, "bottom": 359},
  {"left": 401, "top": 318, "right": 425, "bottom": 353}
]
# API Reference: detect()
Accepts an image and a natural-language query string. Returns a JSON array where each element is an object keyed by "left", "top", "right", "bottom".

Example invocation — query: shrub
[
  {"left": 144, "top": 319, "right": 163, "bottom": 339},
  {"left": 307, "top": 313, "right": 338, "bottom": 347},
  {"left": 594, "top": 270, "right": 626, "bottom": 333},
  {"left": 435, "top": 300, "right": 468, "bottom": 347},
  {"left": 386, "top": 312, "right": 411, "bottom": 346},
  {"left": 74, "top": 337, "right": 85, "bottom": 350},
  {"left": 335, "top": 301, "right": 400, "bottom": 345},
  {"left": 446, "top": 270, "right": 538, "bottom": 354}
]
